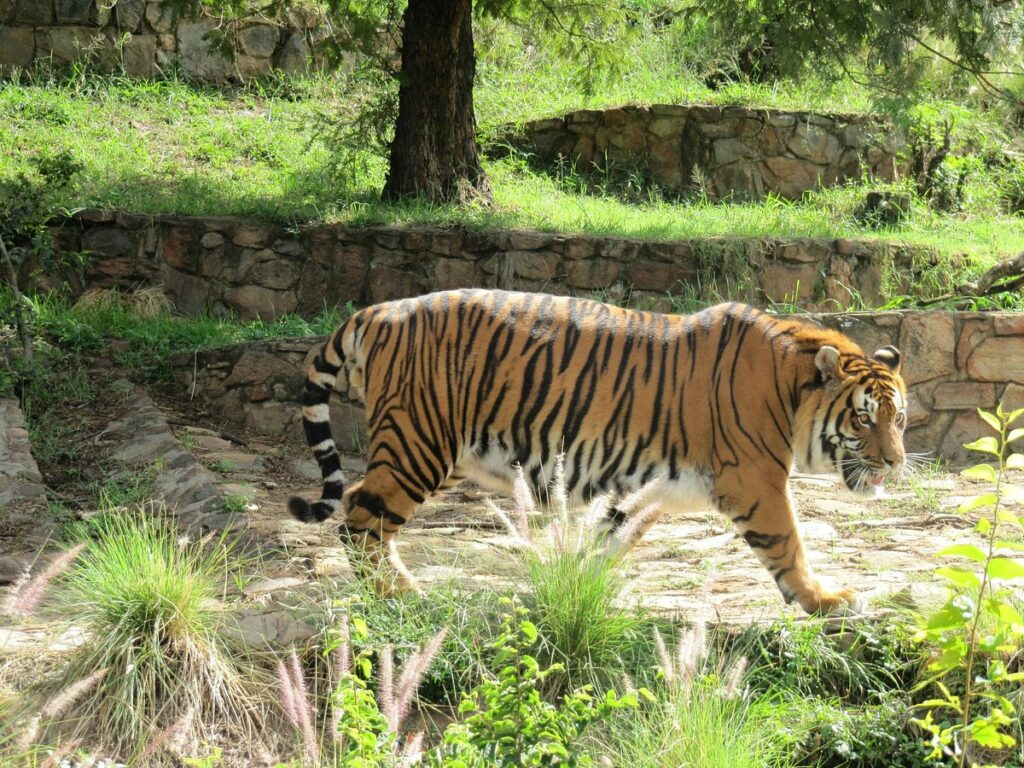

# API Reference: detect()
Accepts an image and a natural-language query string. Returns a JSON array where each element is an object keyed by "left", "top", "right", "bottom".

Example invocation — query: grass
[
  {"left": 599, "top": 682, "right": 794, "bottom": 768},
  {"left": 9, "top": 512, "right": 268, "bottom": 764},
  {"left": 0, "top": 287, "right": 351, "bottom": 393},
  {"left": 2, "top": 26, "right": 1024, "bottom": 265},
  {"left": 329, "top": 576, "right": 504, "bottom": 704}
]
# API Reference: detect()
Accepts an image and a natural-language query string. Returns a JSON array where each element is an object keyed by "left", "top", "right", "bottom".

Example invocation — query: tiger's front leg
[{"left": 715, "top": 472, "right": 863, "bottom": 615}]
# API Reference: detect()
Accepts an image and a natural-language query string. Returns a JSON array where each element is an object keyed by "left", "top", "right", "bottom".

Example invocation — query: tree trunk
[{"left": 382, "top": 0, "right": 492, "bottom": 205}]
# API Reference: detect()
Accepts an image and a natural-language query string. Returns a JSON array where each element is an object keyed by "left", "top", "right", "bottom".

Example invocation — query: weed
[
  {"left": 492, "top": 460, "right": 651, "bottom": 693},
  {"left": 220, "top": 491, "right": 254, "bottom": 514},
  {"left": 739, "top": 617, "right": 921, "bottom": 705},
  {"left": 330, "top": 577, "right": 503, "bottom": 703}
]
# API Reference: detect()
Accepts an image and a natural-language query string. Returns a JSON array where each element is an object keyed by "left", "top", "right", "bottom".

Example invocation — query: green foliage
[
  {"left": 523, "top": 530, "right": 649, "bottom": 693},
  {"left": 427, "top": 600, "right": 638, "bottom": 767},
  {"left": 740, "top": 617, "right": 921, "bottom": 705},
  {"left": 601, "top": 681, "right": 792, "bottom": 768},
  {"left": 332, "top": 578, "right": 503, "bottom": 702},
  {"left": 689, "top": 0, "right": 1022, "bottom": 99},
  {"left": 48, "top": 512, "right": 260, "bottom": 759},
  {"left": 783, "top": 695, "right": 929, "bottom": 768},
  {"left": 331, "top": 671, "right": 396, "bottom": 767},
  {"left": 913, "top": 404, "right": 1024, "bottom": 767}
]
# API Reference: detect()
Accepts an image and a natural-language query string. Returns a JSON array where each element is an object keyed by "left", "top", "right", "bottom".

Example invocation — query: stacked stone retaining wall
[
  {"left": 0, "top": 0, "right": 327, "bottom": 79},
  {"left": 512, "top": 105, "right": 910, "bottom": 202},
  {"left": 39, "top": 210, "right": 933, "bottom": 318},
  {"left": 173, "top": 310, "right": 1024, "bottom": 468}
]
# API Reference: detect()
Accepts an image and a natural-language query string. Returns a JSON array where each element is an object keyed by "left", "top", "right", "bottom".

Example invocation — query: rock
[
  {"left": 566, "top": 259, "right": 620, "bottom": 289},
  {"left": 160, "top": 267, "right": 210, "bottom": 316},
  {"left": 932, "top": 382, "right": 997, "bottom": 411},
  {"left": 243, "top": 576, "right": 306, "bottom": 596},
  {"left": 121, "top": 33, "right": 156, "bottom": 77},
  {"left": 275, "top": 30, "right": 310, "bottom": 73},
  {"left": 508, "top": 250, "right": 559, "bottom": 280},
  {"left": 433, "top": 258, "right": 479, "bottom": 291},
  {"left": 39, "top": 26, "right": 102, "bottom": 65},
  {"left": 223, "top": 285, "right": 298, "bottom": 321},
  {"left": 54, "top": 0, "right": 94, "bottom": 23},
  {"left": 115, "top": 0, "right": 144, "bottom": 30},
  {"left": 82, "top": 226, "right": 137, "bottom": 260},
  {"left": 200, "top": 231, "right": 224, "bottom": 248},
  {"left": 898, "top": 313, "right": 956, "bottom": 384},
  {"left": 228, "top": 605, "right": 317, "bottom": 650},
  {"left": 760, "top": 156, "right": 820, "bottom": 199},
  {"left": 145, "top": 1, "right": 173, "bottom": 33},
  {"left": 788, "top": 121, "right": 841, "bottom": 164},
  {"left": 178, "top": 18, "right": 232, "bottom": 82},
  {"left": 0, "top": 26, "right": 34, "bottom": 72},
  {"left": 966, "top": 337, "right": 1024, "bottom": 382},
  {"left": 1001, "top": 383, "right": 1024, "bottom": 411},
  {"left": 0, "top": 0, "right": 14, "bottom": 22},
  {"left": 993, "top": 315, "right": 1024, "bottom": 336},
  {"left": 16, "top": 0, "right": 53, "bottom": 24},
  {"left": 237, "top": 23, "right": 279, "bottom": 57}
]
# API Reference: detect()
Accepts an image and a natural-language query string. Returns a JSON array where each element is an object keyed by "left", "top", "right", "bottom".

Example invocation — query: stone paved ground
[
  {"left": 0, "top": 388, "right": 1007, "bottom": 654},
  {"left": 172, "top": 412, "right": 994, "bottom": 625}
]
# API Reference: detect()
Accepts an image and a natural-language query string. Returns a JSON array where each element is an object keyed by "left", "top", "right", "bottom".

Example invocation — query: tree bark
[{"left": 382, "top": 0, "right": 492, "bottom": 205}]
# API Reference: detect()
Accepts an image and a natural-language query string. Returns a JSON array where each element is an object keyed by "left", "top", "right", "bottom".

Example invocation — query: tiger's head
[{"left": 798, "top": 344, "right": 908, "bottom": 497}]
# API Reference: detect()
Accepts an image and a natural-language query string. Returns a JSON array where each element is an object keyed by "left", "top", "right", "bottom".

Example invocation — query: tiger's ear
[
  {"left": 815, "top": 345, "right": 843, "bottom": 382},
  {"left": 873, "top": 346, "right": 901, "bottom": 374}
]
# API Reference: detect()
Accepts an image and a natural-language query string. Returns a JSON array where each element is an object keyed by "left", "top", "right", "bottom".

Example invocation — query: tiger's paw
[{"left": 800, "top": 587, "right": 865, "bottom": 617}]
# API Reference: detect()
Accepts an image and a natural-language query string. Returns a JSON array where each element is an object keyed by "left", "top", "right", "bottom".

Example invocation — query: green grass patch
[
  {"left": 330, "top": 577, "right": 504, "bottom": 704},
  {"left": 598, "top": 682, "right": 794, "bottom": 768},
  {"left": 0, "top": 288, "right": 352, "bottom": 390},
  {"left": 3, "top": 54, "right": 1023, "bottom": 265},
  {"left": 24, "top": 513, "right": 267, "bottom": 763}
]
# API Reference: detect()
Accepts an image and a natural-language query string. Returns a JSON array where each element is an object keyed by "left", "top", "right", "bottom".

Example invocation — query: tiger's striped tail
[{"left": 287, "top": 329, "right": 347, "bottom": 524}]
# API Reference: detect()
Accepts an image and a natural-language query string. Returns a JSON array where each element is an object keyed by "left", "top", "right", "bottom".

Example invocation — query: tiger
[{"left": 288, "top": 289, "right": 907, "bottom": 615}]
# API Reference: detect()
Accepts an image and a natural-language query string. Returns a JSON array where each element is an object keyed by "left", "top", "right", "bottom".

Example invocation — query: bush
[{"left": 19, "top": 513, "right": 268, "bottom": 764}]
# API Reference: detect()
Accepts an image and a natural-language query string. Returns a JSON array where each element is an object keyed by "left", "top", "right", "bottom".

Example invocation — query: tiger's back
[{"left": 289, "top": 289, "right": 907, "bottom": 614}]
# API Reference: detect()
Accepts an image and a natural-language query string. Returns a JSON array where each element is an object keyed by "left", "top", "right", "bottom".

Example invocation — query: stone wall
[
  {"left": 172, "top": 310, "right": 1024, "bottom": 467},
  {"left": 0, "top": 0, "right": 326, "bottom": 80},
  {"left": 40, "top": 210, "right": 929, "bottom": 319},
  {"left": 512, "top": 105, "right": 910, "bottom": 202}
]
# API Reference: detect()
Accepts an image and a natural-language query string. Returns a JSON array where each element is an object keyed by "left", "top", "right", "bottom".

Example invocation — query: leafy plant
[
  {"left": 426, "top": 599, "right": 638, "bottom": 767},
  {"left": 912, "top": 404, "right": 1024, "bottom": 766}
]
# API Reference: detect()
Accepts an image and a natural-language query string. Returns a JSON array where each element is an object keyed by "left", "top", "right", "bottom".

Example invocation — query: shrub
[
  {"left": 426, "top": 600, "right": 638, "bottom": 767},
  {"left": 494, "top": 460, "right": 650, "bottom": 693},
  {"left": 18, "top": 512, "right": 268, "bottom": 764},
  {"left": 912, "top": 404, "right": 1024, "bottom": 767}
]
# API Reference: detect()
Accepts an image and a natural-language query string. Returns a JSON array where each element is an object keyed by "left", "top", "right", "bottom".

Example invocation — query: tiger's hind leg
[
  {"left": 597, "top": 503, "right": 666, "bottom": 559},
  {"left": 716, "top": 471, "right": 862, "bottom": 615},
  {"left": 339, "top": 467, "right": 433, "bottom": 597}
]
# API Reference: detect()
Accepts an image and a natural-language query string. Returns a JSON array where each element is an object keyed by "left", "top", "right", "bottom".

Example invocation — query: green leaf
[
  {"left": 995, "top": 539, "right": 1024, "bottom": 551},
  {"left": 961, "top": 463, "right": 997, "bottom": 482},
  {"left": 979, "top": 409, "right": 1002, "bottom": 432},
  {"left": 997, "top": 509, "right": 1022, "bottom": 528},
  {"left": 938, "top": 543, "right": 988, "bottom": 562},
  {"left": 1006, "top": 407, "right": 1024, "bottom": 425},
  {"left": 977, "top": 517, "right": 992, "bottom": 534},
  {"left": 519, "top": 620, "right": 538, "bottom": 643},
  {"left": 1008, "top": 428, "right": 1024, "bottom": 444},
  {"left": 986, "top": 558, "right": 1024, "bottom": 580},
  {"left": 964, "top": 436, "right": 1001, "bottom": 456},
  {"left": 935, "top": 566, "right": 980, "bottom": 589},
  {"left": 1007, "top": 453, "right": 1024, "bottom": 470},
  {"left": 959, "top": 493, "right": 998, "bottom": 514}
]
